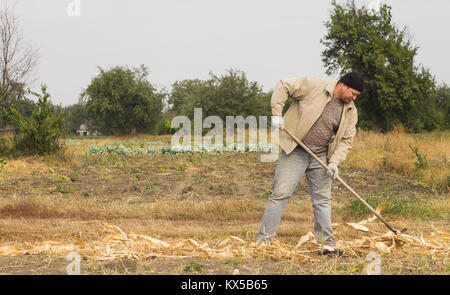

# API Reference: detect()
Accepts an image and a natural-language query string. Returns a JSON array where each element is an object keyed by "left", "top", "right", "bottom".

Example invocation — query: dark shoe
[{"left": 319, "top": 249, "right": 343, "bottom": 257}]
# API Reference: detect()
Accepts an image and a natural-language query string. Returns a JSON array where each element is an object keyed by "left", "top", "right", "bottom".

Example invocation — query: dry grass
[
  {"left": 0, "top": 128, "right": 449, "bottom": 274},
  {"left": 1, "top": 216, "right": 448, "bottom": 275},
  {"left": 347, "top": 126, "right": 449, "bottom": 191},
  {"left": 0, "top": 195, "right": 304, "bottom": 242}
]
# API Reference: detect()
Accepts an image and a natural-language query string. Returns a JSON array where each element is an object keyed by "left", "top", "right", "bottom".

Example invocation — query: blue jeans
[{"left": 257, "top": 146, "right": 334, "bottom": 247}]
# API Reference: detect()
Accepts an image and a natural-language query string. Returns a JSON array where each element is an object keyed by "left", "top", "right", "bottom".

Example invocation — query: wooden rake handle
[{"left": 281, "top": 128, "right": 404, "bottom": 235}]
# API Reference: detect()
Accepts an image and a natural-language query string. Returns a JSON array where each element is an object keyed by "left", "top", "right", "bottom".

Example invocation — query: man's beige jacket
[{"left": 271, "top": 76, "right": 358, "bottom": 165}]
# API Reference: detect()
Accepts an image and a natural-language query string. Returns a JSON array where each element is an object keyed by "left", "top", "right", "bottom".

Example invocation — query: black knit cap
[{"left": 339, "top": 71, "right": 364, "bottom": 92}]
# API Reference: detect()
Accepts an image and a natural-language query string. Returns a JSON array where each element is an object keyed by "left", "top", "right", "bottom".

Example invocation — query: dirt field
[{"left": 0, "top": 135, "right": 448, "bottom": 275}]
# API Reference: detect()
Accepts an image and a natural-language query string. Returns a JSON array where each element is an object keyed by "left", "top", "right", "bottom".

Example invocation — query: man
[{"left": 257, "top": 72, "right": 364, "bottom": 257}]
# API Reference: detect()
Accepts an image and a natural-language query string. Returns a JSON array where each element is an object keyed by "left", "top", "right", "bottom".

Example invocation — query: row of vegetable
[{"left": 86, "top": 142, "right": 277, "bottom": 155}]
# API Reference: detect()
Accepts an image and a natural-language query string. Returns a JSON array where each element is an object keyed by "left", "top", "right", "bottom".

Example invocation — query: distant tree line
[
  {"left": 62, "top": 64, "right": 448, "bottom": 136},
  {"left": 3, "top": 62, "right": 448, "bottom": 141},
  {"left": 63, "top": 66, "right": 273, "bottom": 136}
]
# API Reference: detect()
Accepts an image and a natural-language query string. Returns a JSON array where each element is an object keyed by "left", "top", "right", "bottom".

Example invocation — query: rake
[{"left": 281, "top": 127, "right": 407, "bottom": 235}]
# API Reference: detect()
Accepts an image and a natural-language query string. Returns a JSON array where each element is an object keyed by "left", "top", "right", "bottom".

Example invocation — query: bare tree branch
[{"left": 0, "top": 1, "right": 39, "bottom": 105}]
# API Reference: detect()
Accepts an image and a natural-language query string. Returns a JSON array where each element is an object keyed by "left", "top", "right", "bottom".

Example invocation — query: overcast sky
[{"left": 5, "top": 0, "right": 450, "bottom": 106}]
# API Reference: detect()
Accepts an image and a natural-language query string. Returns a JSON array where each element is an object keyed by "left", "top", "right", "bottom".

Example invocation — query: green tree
[
  {"left": 168, "top": 78, "right": 204, "bottom": 116},
  {"left": 62, "top": 103, "right": 92, "bottom": 133},
  {"left": 169, "top": 69, "right": 270, "bottom": 121},
  {"left": 8, "top": 84, "right": 66, "bottom": 155},
  {"left": 81, "top": 65, "right": 164, "bottom": 135},
  {"left": 428, "top": 83, "right": 450, "bottom": 130},
  {"left": 321, "top": 0, "right": 437, "bottom": 132},
  {"left": 0, "top": 85, "right": 31, "bottom": 128},
  {"left": 9, "top": 97, "right": 35, "bottom": 118}
]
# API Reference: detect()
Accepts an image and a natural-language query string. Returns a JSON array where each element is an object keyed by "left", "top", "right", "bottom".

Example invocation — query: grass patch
[
  {"left": 347, "top": 128, "right": 449, "bottom": 191},
  {"left": 342, "top": 192, "right": 440, "bottom": 219},
  {"left": 0, "top": 197, "right": 134, "bottom": 220},
  {"left": 146, "top": 199, "right": 265, "bottom": 222},
  {"left": 183, "top": 261, "right": 204, "bottom": 273},
  {"left": 224, "top": 257, "right": 244, "bottom": 266},
  {"left": 335, "top": 263, "right": 365, "bottom": 274},
  {"left": 445, "top": 263, "right": 450, "bottom": 275}
]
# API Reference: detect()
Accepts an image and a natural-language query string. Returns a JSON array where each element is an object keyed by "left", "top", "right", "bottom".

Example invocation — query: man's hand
[
  {"left": 271, "top": 116, "right": 284, "bottom": 129},
  {"left": 327, "top": 162, "right": 339, "bottom": 179}
]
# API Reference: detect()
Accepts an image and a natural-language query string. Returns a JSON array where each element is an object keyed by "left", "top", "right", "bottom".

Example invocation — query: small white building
[
  {"left": 76, "top": 123, "right": 90, "bottom": 136},
  {"left": 76, "top": 123, "right": 101, "bottom": 136}
]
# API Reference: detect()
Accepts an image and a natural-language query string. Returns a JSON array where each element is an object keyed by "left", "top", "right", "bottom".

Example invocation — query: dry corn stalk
[{"left": 0, "top": 204, "right": 448, "bottom": 261}]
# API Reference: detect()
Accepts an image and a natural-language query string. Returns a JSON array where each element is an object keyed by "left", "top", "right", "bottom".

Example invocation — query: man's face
[{"left": 339, "top": 83, "right": 361, "bottom": 103}]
